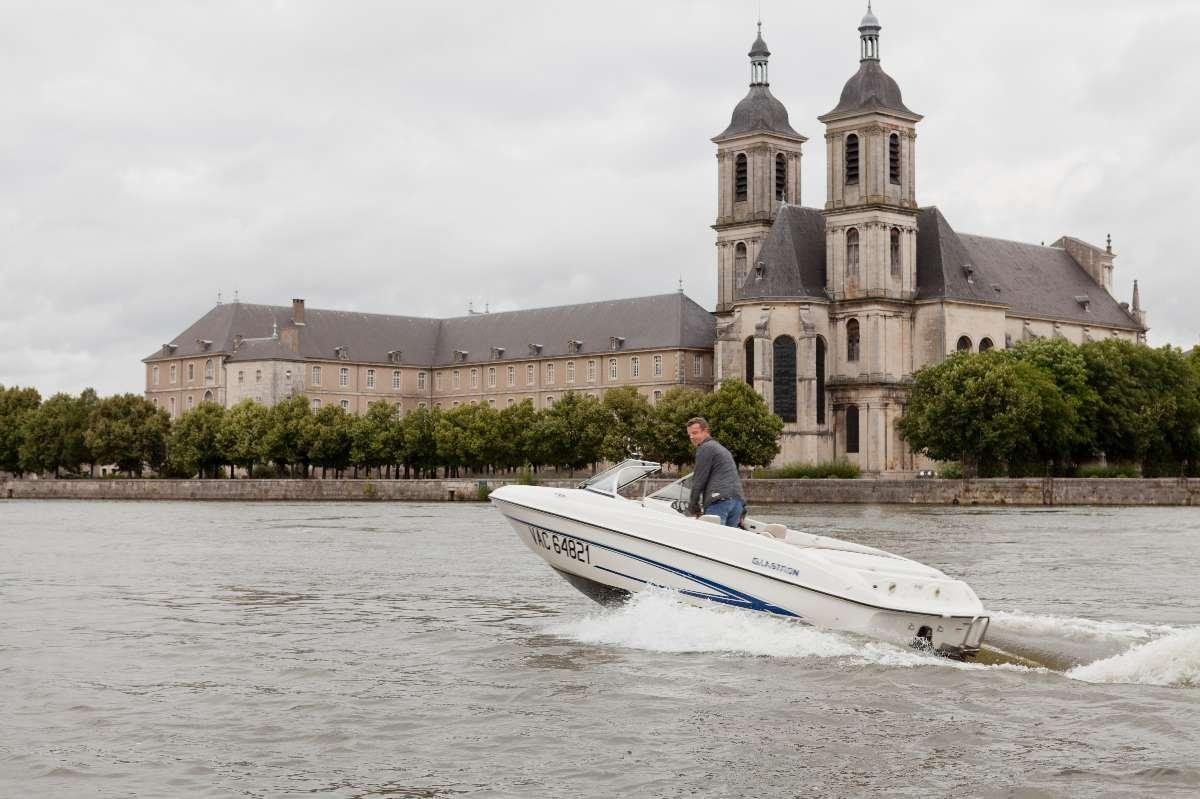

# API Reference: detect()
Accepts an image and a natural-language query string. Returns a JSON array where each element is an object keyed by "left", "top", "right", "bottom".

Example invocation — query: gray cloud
[{"left": 1, "top": 0, "right": 1196, "bottom": 396}]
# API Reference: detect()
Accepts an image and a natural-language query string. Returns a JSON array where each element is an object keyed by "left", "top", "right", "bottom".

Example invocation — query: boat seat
[
  {"left": 699, "top": 514, "right": 722, "bottom": 525},
  {"left": 762, "top": 523, "right": 788, "bottom": 539}
]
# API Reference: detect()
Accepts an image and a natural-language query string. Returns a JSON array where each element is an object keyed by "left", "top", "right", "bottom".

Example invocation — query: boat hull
[{"left": 494, "top": 494, "right": 988, "bottom": 659}]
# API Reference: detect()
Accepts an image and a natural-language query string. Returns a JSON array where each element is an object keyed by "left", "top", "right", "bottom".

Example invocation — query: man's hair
[{"left": 685, "top": 416, "right": 709, "bottom": 431}]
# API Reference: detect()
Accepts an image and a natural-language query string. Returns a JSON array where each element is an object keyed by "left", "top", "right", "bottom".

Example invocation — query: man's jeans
[{"left": 704, "top": 497, "right": 745, "bottom": 528}]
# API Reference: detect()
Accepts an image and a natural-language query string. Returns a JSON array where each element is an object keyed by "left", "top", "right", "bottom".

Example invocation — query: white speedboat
[{"left": 490, "top": 460, "right": 990, "bottom": 659}]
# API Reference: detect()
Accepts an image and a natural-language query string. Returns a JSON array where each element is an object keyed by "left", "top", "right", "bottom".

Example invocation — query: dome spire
[
  {"left": 749, "top": 21, "right": 770, "bottom": 86},
  {"left": 859, "top": 2, "right": 881, "bottom": 62}
]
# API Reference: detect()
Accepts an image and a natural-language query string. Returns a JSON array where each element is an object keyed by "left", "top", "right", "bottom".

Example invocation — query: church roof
[
  {"left": 916, "top": 207, "right": 1143, "bottom": 329},
  {"left": 735, "top": 205, "right": 829, "bottom": 302},
  {"left": 714, "top": 85, "right": 805, "bottom": 142},
  {"left": 819, "top": 60, "right": 920, "bottom": 122},
  {"left": 145, "top": 293, "right": 716, "bottom": 366}
]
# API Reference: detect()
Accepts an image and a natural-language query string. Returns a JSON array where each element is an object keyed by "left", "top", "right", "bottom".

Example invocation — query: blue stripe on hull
[{"left": 510, "top": 514, "right": 799, "bottom": 618}]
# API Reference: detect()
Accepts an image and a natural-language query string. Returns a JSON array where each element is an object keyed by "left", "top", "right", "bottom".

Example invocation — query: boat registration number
[{"left": 529, "top": 526, "right": 591, "bottom": 564}]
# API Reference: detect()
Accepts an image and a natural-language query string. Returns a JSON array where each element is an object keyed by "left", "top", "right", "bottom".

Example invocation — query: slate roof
[
  {"left": 145, "top": 293, "right": 716, "bottom": 366},
  {"left": 714, "top": 85, "right": 805, "bottom": 142},
  {"left": 916, "top": 207, "right": 1142, "bottom": 330},
  {"left": 735, "top": 205, "right": 829, "bottom": 301},
  {"left": 819, "top": 60, "right": 920, "bottom": 122}
]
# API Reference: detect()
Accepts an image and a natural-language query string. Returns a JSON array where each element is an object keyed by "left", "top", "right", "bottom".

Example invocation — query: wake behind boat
[{"left": 491, "top": 459, "right": 990, "bottom": 659}]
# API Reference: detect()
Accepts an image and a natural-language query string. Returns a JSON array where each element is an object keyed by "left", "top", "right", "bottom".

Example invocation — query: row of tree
[
  {"left": 0, "top": 380, "right": 783, "bottom": 479},
  {"left": 897, "top": 339, "right": 1200, "bottom": 476}
]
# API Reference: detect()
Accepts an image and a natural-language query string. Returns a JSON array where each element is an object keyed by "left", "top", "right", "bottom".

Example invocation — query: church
[
  {"left": 711, "top": 8, "right": 1146, "bottom": 472},
  {"left": 143, "top": 8, "right": 1147, "bottom": 475}
]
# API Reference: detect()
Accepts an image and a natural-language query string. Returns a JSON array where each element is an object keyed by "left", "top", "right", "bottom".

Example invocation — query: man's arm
[{"left": 688, "top": 444, "right": 712, "bottom": 515}]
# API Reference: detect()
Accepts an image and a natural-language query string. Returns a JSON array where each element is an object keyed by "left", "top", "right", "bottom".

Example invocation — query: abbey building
[
  {"left": 712, "top": 11, "right": 1146, "bottom": 472},
  {"left": 144, "top": 8, "right": 1147, "bottom": 475}
]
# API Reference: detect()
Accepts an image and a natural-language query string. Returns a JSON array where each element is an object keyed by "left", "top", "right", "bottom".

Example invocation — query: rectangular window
[
  {"left": 169, "top": 396, "right": 176, "bottom": 415},
  {"left": 526, "top": 364, "right": 535, "bottom": 385},
  {"left": 631, "top": 357, "right": 640, "bottom": 378},
  {"left": 653, "top": 390, "right": 662, "bottom": 402},
  {"left": 187, "top": 363, "right": 195, "bottom": 381},
  {"left": 470, "top": 368, "right": 479, "bottom": 388},
  {"left": 170, "top": 364, "right": 177, "bottom": 384},
  {"left": 152, "top": 366, "right": 159, "bottom": 385},
  {"left": 312, "top": 398, "right": 321, "bottom": 409},
  {"left": 340, "top": 367, "right": 349, "bottom": 387},
  {"left": 507, "top": 366, "right": 516, "bottom": 387},
  {"left": 609, "top": 358, "right": 618, "bottom": 380},
  {"left": 488, "top": 398, "right": 496, "bottom": 408},
  {"left": 392, "top": 370, "right": 401, "bottom": 390},
  {"left": 587, "top": 359, "right": 596, "bottom": 382},
  {"left": 436, "top": 371, "right": 444, "bottom": 390},
  {"left": 487, "top": 366, "right": 497, "bottom": 387},
  {"left": 693, "top": 354, "right": 703, "bottom": 377},
  {"left": 453, "top": 370, "right": 460, "bottom": 390},
  {"left": 653, "top": 355, "right": 663, "bottom": 377},
  {"left": 255, "top": 369, "right": 262, "bottom": 383},
  {"left": 546, "top": 363, "right": 555, "bottom": 385},
  {"left": 340, "top": 399, "right": 350, "bottom": 411},
  {"left": 312, "top": 365, "right": 322, "bottom": 386},
  {"left": 237, "top": 370, "right": 244, "bottom": 385},
  {"left": 187, "top": 395, "right": 194, "bottom": 410},
  {"left": 566, "top": 361, "right": 575, "bottom": 383},
  {"left": 546, "top": 395, "right": 554, "bottom": 406},
  {"left": 366, "top": 369, "right": 376, "bottom": 389},
  {"left": 418, "top": 371, "right": 427, "bottom": 391}
]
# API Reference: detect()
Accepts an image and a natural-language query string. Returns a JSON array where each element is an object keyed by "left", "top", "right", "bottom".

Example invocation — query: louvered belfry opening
[
  {"left": 889, "top": 133, "right": 901, "bottom": 185},
  {"left": 775, "top": 153, "right": 786, "bottom": 201},
  {"left": 816, "top": 337, "right": 827, "bottom": 426},
  {"left": 744, "top": 337, "right": 755, "bottom": 385},
  {"left": 846, "top": 405, "right": 860, "bottom": 453},
  {"left": 890, "top": 228, "right": 901, "bottom": 277},
  {"left": 847, "top": 319, "right": 861, "bottom": 362},
  {"left": 845, "top": 134, "right": 859, "bottom": 185},
  {"left": 735, "top": 153, "right": 748, "bottom": 201},
  {"left": 772, "top": 335, "right": 797, "bottom": 423}
]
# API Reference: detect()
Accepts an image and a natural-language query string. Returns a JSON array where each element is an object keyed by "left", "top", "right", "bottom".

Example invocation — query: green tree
[
  {"left": 897, "top": 351, "right": 1071, "bottom": 475},
  {"left": 309, "top": 405, "right": 354, "bottom": 477},
  {"left": 18, "top": 390, "right": 94, "bottom": 476},
  {"left": 701, "top": 379, "right": 784, "bottom": 468},
  {"left": 217, "top": 399, "right": 271, "bottom": 477},
  {"left": 85, "top": 394, "right": 170, "bottom": 476},
  {"left": 0, "top": 385, "right": 42, "bottom": 476},
  {"left": 261, "top": 395, "right": 313, "bottom": 476},
  {"left": 495, "top": 399, "right": 539, "bottom": 471},
  {"left": 401, "top": 406, "right": 440, "bottom": 478},
  {"left": 599, "top": 386, "right": 654, "bottom": 462},
  {"left": 167, "top": 402, "right": 227, "bottom": 478},
  {"left": 532, "top": 392, "right": 608, "bottom": 474},
  {"left": 642, "top": 386, "right": 708, "bottom": 467},
  {"left": 434, "top": 403, "right": 503, "bottom": 475},
  {"left": 350, "top": 401, "right": 405, "bottom": 476}
]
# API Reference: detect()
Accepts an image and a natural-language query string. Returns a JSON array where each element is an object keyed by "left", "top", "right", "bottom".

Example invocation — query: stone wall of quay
[{"left": 3, "top": 477, "right": 1200, "bottom": 505}]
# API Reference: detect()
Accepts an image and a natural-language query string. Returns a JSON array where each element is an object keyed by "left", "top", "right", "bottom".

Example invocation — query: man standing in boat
[{"left": 685, "top": 417, "right": 745, "bottom": 527}]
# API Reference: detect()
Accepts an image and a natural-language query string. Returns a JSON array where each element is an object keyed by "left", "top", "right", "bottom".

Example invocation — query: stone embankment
[{"left": 3, "top": 477, "right": 1199, "bottom": 505}]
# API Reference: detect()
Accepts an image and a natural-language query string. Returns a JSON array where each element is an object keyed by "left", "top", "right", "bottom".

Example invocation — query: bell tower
[{"left": 712, "top": 23, "right": 807, "bottom": 314}]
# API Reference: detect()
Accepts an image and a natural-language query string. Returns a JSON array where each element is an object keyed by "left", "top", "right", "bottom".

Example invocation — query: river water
[{"left": 1, "top": 500, "right": 1197, "bottom": 798}]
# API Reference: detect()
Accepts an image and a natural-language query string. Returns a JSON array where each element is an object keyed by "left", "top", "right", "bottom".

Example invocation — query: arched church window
[
  {"left": 890, "top": 228, "right": 901, "bottom": 278},
  {"left": 957, "top": 335, "right": 973, "bottom": 352},
  {"left": 772, "top": 335, "right": 797, "bottom": 423},
  {"left": 735, "top": 153, "right": 748, "bottom": 202},
  {"left": 816, "top": 336, "right": 827, "bottom": 426},
  {"left": 979, "top": 337, "right": 994, "bottom": 352},
  {"left": 847, "top": 319, "right": 861, "bottom": 362},
  {"left": 734, "top": 242, "right": 747, "bottom": 284},
  {"left": 775, "top": 153, "right": 787, "bottom": 202},
  {"left": 744, "top": 337, "right": 755, "bottom": 385},
  {"left": 846, "top": 404, "right": 860, "bottom": 453},
  {"left": 847, "top": 228, "right": 860, "bottom": 279},
  {"left": 889, "top": 133, "right": 901, "bottom": 185},
  {"left": 845, "top": 134, "right": 859, "bottom": 185}
]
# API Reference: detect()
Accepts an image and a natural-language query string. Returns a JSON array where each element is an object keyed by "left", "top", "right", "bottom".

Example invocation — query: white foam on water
[
  {"left": 1067, "top": 627, "right": 1200, "bottom": 688},
  {"left": 988, "top": 608, "right": 1175, "bottom": 646},
  {"left": 545, "top": 589, "right": 979, "bottom": 670}
]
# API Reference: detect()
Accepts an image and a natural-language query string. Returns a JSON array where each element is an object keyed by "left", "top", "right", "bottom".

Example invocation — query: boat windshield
[
  {"left": 646, "top": 473, "right": 693, "bottom": 513},
  {"left": 578, "top": 459, "right": 661, "bottom": 497}
]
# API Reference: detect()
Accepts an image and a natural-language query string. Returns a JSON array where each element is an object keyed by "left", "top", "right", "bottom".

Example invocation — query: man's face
[{"left": 686, "top": 424, "right": 710, "bottom": 447}]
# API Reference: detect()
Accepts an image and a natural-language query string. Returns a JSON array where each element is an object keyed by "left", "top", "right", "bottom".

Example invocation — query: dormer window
[
  {"left": 754, "top": 260, "right": 765, "bottom": 278},
  {"left": 162, "top": 343, "right": 178, "bottom": 355},
  {"left": 491, "top": 346, "right": 505, "bottom": 359},
  {"left": 567, "top": 339, "right": 583, "bottom": 353},
  {"left": 334, "top": 346, "right": 350, "bottom": 360},
  {"left": 195, "top": 338, "right": 212, "bottom": 351},
  {"left": 387, "top": 349, "right": 402, "bottom": 364},
  {"left": 527, "top": 343, "right": 542, "bottom": 356},
  {"left": 962, "top": 263, "right": 975, "bottom": 284},
  {"left": 1074, "top": 295, "right": 1091, "bottom": 312},
  {"left": 455, "top": 350, "right": 469, "bottom": 362},
  {"left": 609, "top": 336, "right": 626, "bottom": 351}
]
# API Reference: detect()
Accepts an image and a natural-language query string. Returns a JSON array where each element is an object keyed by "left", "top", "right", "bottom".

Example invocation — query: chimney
[{"left": 292, "top": 298, "right": 306, "bottom": 325}]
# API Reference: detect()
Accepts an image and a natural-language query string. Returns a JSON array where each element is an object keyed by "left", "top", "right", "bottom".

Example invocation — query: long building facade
[{"left": 144, "top": 9, "right": 1148, "bottom": 475}]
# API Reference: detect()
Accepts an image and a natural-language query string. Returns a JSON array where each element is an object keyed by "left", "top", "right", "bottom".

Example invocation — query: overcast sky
[{"left": 2, "top": 0, "right": 1198, "bottom": 397}]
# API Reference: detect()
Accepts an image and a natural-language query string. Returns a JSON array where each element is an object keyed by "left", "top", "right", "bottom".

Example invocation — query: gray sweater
[{"left": 688, "top": 438, "right": 743, "bottom": 515}]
